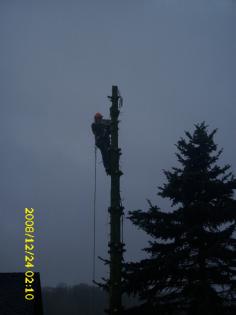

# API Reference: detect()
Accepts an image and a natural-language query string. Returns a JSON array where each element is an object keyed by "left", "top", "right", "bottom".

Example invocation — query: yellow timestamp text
[{"left": 24, "top": 207, "right": 35, "bottom": 300}]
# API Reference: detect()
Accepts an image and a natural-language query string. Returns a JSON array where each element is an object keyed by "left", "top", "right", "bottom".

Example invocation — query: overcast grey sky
[{"left": 0, "top": 0, "right": 235, "bottom": 287}]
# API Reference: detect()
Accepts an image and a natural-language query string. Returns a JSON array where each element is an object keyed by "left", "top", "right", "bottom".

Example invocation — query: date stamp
[{"left": 24, "top": 207, "right": 35, "bottom": 300}]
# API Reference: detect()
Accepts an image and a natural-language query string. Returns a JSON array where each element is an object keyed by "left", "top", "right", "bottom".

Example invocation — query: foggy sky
[{"left": 0, "top": 0, "right": 235, "bottom": 287}]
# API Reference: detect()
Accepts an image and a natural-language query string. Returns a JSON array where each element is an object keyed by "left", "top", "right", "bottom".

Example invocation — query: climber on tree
[{"left": 91, "top": 112, "right": 111, "bottom": 175}]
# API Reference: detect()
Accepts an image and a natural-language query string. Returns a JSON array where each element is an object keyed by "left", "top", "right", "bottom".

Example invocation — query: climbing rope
[
  {"left": 92, "top": 145, "right": 97, "bottom": 283},
  {"left": 89, "top": 145, "right": 97, "bottom": 315},
  {"left": 92, "top": 142, "right": 125, "bottom": 283},
  {"left": 120, "top": 199, "right": 124, "bottom": 244}
]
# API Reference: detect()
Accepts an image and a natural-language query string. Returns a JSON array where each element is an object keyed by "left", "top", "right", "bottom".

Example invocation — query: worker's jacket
[{"left": 91, "top": 119, "right": 111, "bottom": 147}]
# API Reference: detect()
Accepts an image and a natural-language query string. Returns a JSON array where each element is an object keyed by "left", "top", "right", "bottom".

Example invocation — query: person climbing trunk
[{"left": 91, "top": 112, "right": 111, "bottom": 175}]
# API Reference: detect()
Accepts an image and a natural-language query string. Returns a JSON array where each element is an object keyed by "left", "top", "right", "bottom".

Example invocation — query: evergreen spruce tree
[{"left": 124, "top": 123, "right": 236, "bottom": 315}]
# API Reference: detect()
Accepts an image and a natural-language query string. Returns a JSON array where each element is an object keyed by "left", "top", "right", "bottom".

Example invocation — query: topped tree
[{"left": 124, "top": 122, "right": 236, "bottom": 315}]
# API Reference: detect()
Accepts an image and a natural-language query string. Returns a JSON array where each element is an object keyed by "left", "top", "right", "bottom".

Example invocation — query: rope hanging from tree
[{"left": 92, "top": 145, "right": 97, "bottom": 283}]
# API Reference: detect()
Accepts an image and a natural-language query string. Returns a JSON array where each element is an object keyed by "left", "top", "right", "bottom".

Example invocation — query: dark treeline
[{"left": 42, "top": 283, "right": 138, "bottom": 315}]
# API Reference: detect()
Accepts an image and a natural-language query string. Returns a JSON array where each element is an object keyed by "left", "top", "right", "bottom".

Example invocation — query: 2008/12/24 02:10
[{"left": 25, "top": 207, "right": 35, "bottom": 300}]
